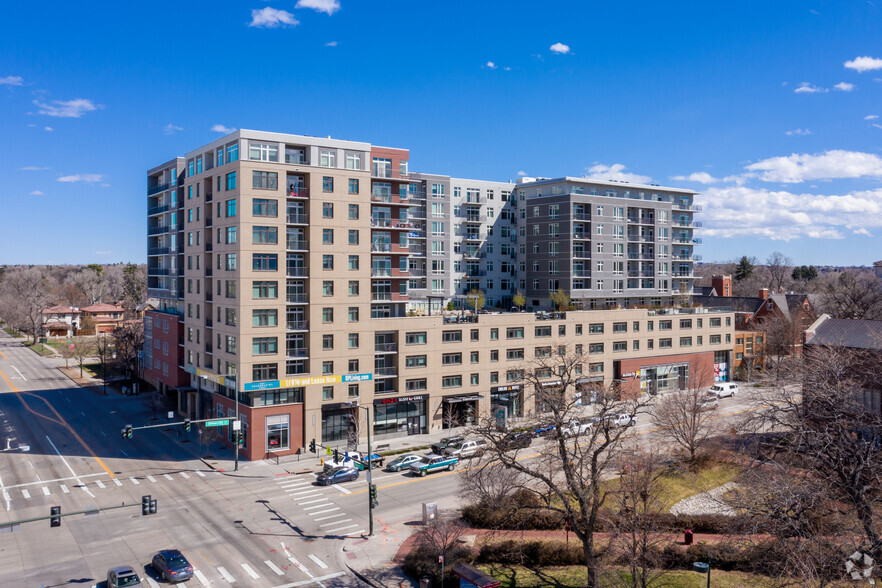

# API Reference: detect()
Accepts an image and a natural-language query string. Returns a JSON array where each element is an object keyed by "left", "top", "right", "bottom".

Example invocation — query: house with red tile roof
[{"left": 80, "top": 303, "right": 126, "bottom": 334}]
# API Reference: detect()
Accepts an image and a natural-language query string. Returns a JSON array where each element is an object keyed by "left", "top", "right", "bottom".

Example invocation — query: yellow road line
[{"left": 0, "top": 349, "right": 7, "bottom": 359}]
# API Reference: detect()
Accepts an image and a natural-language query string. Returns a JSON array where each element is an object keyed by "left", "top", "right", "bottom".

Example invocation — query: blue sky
[{"left": 3, "top": 1, "right": 882, "bottom": 266}]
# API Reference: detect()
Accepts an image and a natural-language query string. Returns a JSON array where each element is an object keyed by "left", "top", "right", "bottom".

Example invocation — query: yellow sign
[
  {"left": 281, "top": 375, "right": 342, "bottom": 388},
  {"left": 196, "top": 368, "right": 225, "bottom": 386}
]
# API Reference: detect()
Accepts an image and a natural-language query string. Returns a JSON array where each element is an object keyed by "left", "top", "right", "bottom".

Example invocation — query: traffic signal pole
[{"left": 366, "top": 404, "right": 373, "bottom": 537}]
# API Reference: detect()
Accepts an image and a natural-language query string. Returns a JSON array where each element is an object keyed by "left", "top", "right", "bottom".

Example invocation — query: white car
[
  {"left": 606, "top": 414, "right": 637, "bottom": 427},
  {"left": 708, "top": 383, "right": 739, "bottom": 398}
]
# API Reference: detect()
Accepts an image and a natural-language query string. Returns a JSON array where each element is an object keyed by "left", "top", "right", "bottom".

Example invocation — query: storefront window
[
  {"left": 490, "top": 386, "right": 523, "bottom": 420},
  {"left": 266, "top": 414, "right": 289, "bottom": 451},
  {"left": 373, "top": 396, "right": 427, "bottom": 436},
  {"left": 640, "top": 363, "right": 688, "bottom": 395},
  {"left": 322, "top": 407, "right": 355, "bottom": 442}
]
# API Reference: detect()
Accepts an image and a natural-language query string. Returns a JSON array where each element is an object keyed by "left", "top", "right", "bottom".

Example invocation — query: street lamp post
[{"left": 345, "top": 401, "right": 373, "bottom": 536}]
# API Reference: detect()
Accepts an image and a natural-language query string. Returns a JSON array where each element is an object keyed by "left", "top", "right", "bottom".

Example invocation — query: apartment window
[
  {"left": 320, "top": 149, "right": 336, "bottom": 167},
  {"left": 535, "top": 346, "right": 551, "bottom": 358},
  {"left": 406, "top": 378, "right": 427, "bottom": 391},
  {"left": 348, "top": 333, "right": 359, "bottom": 348},
  {"left": 322, "top": 307, "right": 334, "bottom": 323},
  {"left": 589, "top": 343, "right": 604, "bottom": 354},
  {"left": 225, "top": 281, "right": 237, "bottom": 299},
  {"left": 535, "top": 326, "right": 551, "bottom": 337},
  {"left": 680, "top": 319, "right": 692, "bottom": 329},
  {"left": 348, "top": 204, "right": 359, "bottom": 219},
  {"left": 252, "top": 337, "right": 278, "bottom": 355},
  {"left": 322, "top": 361, "right": 333, "bottom": 375},
  {"left": 659, "top": 338, "right": 672, "bottom": 349},
  {"left": 348, "top": 255, "right": 359, "bottom": 270},
  {"left": 249, "top": 142, "right": 278, "bottom": 162},
  {"left": 680, "top": 337, "right": 693, "bottom": 347},
  {"left": 226, "top": 198, "right": 237, "bottom": 217},
  {"left": 252, "top": 281, "right": 278, "bottom": 298},
  {"left": 659, "top": 320, "right": 672, "bottom": 330},
  {"left": 506, "top": 369, "right": 524, "bottom": 382},
  {"left": 490, "top": 350, "right": 499, "bottom": 362},
  {"left": 348, "top": 230, "right": 359, "bottom": 245},
  {"left": 490, "top": 371, "right": 498, "bottom": 384},
  {"left": 442, "top": 376, "right": 462, "bottom": 388},
  {"left": 323, "top": 229, "right": 334, "bottom": 244},
  {"left": 576, "top": 324, "right": 583, "bottom": 335},
  {"left": 348, "top": 359, "right": 359, "bottom": 372},
  {"left": 406, "top": 331, "right": 427, "bottom": 345},
  {"left": 253, "top": 198, "right": 278, "bottom": 217},
  {"left": 226, "top": 226, "right": 237, "bottom": 244},
  {"left": 252, "top": 254, "right": 278, "bottom": 271},
  {"left": 348, "top": 179, "right": 359, "bottom": 194},
  {"left": 345, "top": 152, "right": 361, "bottom": 170},
  {"left": 470, "top": 351, "right": 479, "bottom": 363},
  {"left": 225, "top": 335, "right": 236, "bottom": 353},
  {"left": 490, "top": 328, "right": 499, "bottom": 340},
  {"left": 406, "top": 355, "right": 427, "bottom": 368},
  {"left": 252, "top": 171, "right": 278, "bottom": 190},
  {"left": 442, "top": 330, "right": 462, "bottom": 343},
  {"left": 506, "top": 327, "right": 524, "bottom": 339},
  {"left": 612, "top": 341, "right": 627, "bottom": 352},
  {"left": 710, "top": 334, "right": 723, "bottom": 345},
  {"left": 348, "top": 384, "right": 359, "bottom": 398},
  {"left": 322, "top": 386, "right": 333, "bottom": 400},
  {"left": 322, "top": 254, "right": 334, "bottom": 270},
  {"left": 252, "top": 309, "right": 278, "bottom": 327},
  {"left": 589, "top": 323, "right": 604, "bottom": 334},
  {"left": 322, "top": 177, "right": 334, "bottom": 192},
  {"left": 225, "top": 253, "right": 237, "bottom": 271},
  {"left": 613, "top": 322, "right": 627, "bottom": 333},
  {"left": 442, "top": 353, "right": 462, "bottom": 366},
  {"left": 470, "top": 373, "right": 479, "bottom": 386},
  {"left": 225, "top": 172, "right": 237, "bottom": 191},
  {"left": 253, "top": 363, "right": 277, "bottom": 381},
  {"left": 323, "top": 281, "right": 334, "bottom": 296},
  {"left": 253, "top": 226, "right": 278, "bottom": 244},
  {"left": 348, "top": 306, "right": 359, "bottom": 322},
  {"left": 710, "top": 317, "right": 722, "bottom": 327},
  {"left": 227, "top": 142, "right": 239, "bottom": 163},
  {"left": 322, "top": 334, "right": 334, "bottom": 350},
  {"left": 348, "top": 280, "right": 358, "bottom": 296},
  {"left": 506, "top": 348, "right": 524, "bottom": 361},
  {"left": 322, "top": 202, "right": 334, "bottom": 218}
]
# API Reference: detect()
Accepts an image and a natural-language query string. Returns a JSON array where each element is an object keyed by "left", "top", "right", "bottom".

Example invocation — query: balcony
[
  {"left": 148, "top": 204, "right": 169, "bottom": 216},
  {"left": 572, "top": 269, "right": 590, "bottom": 278},
  {"left": 285, "top": 154, "right": 307, "bottom": 165},
  {"left": 287, "top": 293, "right": 309, "bottom": 303},
  {"left": 286, "top": 268, "right": 308, "bottom": 277},
  {"left": 409, "top": 210, "right": 427, "bottom": 219},
  {"left": 206, "top": 291, "right": 213, "bottom": 302},
  {"left": 286, "top": 348, "right": 309, "bottom": 358},
  {"left": 205, "top": 242, "right": 213, "bottom": 252},
  {"left": 371, "top": 193, "right": 416, "bottom": 206},
  {"left": 148, "top": 268, "right": 170, "bottom": 276},
  {"left": 628, "top": 270, "right": 656, "bottom": 278},
  {"left": 463, "top": 233, "right": 484, "bottom": 241},
  {"left": 205, "top": 191, "right": 213, "bottom": 203},
  {"left": 148, "top": 247, "right": 169, "bottom": 256},
  {"left": 407, "top": 268, "right": 427, "bottom": 277},
  {"left": 205, "top": 345, "right": 213, "bottom": 355},
  {"left": 371, "top": 219, "right": 418, "bottom": 230},
  {"left": 573, "top": 232, "right": 590, "bottom": 240},
  {"left": 371, "top": 292, "right": 409, "bottom": 302},
  {"left": 571, "top": 212, "right": 590, "bottom": 221},
  {"left": 286, "top": 213, "right": 308, "bottom": 224},
  {"left": 148, "top": 182, "right": 171, "bottom": 196},
  {"left": 205, "top": 319, "right": 213, "bottom": 328},
  {"left": 374, "top": 343, "right": 398, "bottom": 353},
  {"left": 573, "top": 249, "right": 590, "bottom": 258},
  {"left": 287, "top": 187, "right": 309, "bottom": 199},
  {"left": 148, "top": 225, "right": 169, "bottom": 236},
  {"left": 628, "top": 233, "right": 654, "bottom": 243},
  {"left": 286, "top": 320, "right": 309, "bottom": 331},
  {"left": 628, "top": 252, "right": 654, "bottom": 260},
  {"left": 673, "top": 272, "right": 694, "bottom": 278},
  {"left": 374, "top": 366, "right": 398, "bottom": 377},
  {"left": 462, "top": 215, "right": 487, "bottom": 223},
  {"left": 286, "top": 239, "right": 308, "bottom": 251},
  {"left": 462, "top": 196, "right": 485, "bottom": 206},
  {"left": 205, "top": 267, "right": 213, "bottom": 277},
  {"left": 205, "top": 216, "right": 213, "bottom": 228},
  {"left": 627, "top": 216, "right": 654, "bottom": 225}
]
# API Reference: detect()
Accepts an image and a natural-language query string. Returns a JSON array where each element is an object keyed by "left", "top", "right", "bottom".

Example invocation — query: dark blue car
[{"left": 151, "top": 549, "right": 193, "bottom": 583}]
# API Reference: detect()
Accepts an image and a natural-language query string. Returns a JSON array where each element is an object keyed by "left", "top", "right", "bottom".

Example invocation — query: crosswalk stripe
[
  {"left": 217, "top": 566, "right": 236, "bottom": 583},
  {"left": 278, "top": 481, "right": 306, "bottom": 488},
  {"left": 41, "top": 487, "right": 50, "bottom": 496},
  {"left": 113, "top": 479, "right": 122, "bottom": 487},
  {"left": 60, "top": 484, "right": 69, "bottom": 493},
  {"left": 264, "top": 560, "right": 285, "bottom": 575},
  {"left": 180, "top": 472, "right": 190, "bottom": 479},
  {"left": 3, "top": 490, "right": 11, "bottom": 503},
  {"left": 21, "top": 489, "right": 30, "bottom": 499},
  {"left": 290, "top": 489, "right": 320, "bottom": 496},
  {"left": 146, "top": 475, "right": 157, "bottom": 483},
  {"left": 320, "top": 518, "right": 351, "bottom": 527},
  {"left": 313, "top": 512, "right": 346, "bottom": 521},
  {"left": 308, "top": 507, "right": 340, "bottom": 516},
  {"left": 298, "top": 498, "right": 329, "bottom": 506},
  {"left": 129, "top": 477, "right": 140, "bottom": 485},
  {"left": 344, "top": 529, "right": 366, "bottom": 536},
  {"left": 288, "top": 556, "right": 310, "bottom": 575},
  {"left": 303, "top": 502, "right": 334, "bottom": 511},
  {"left": 332, "top": 484, "right": 352, "bottom": 495},
  {"left": 324, "top": 523, "right": 358, "bottom": 533},
  {"left": 192, "top": 569, "right": 210, "bottom": 586},
  {"left": 95, "top": 480, "right": 105, "bottom": 489},
  {"left": 145, "top": 577, "right": 160, "bottom": 588},
  {"left": 163, "top": 474, "right": 174, "bottom": 481},
  {"left": 194, "top": 470, "right": 206, "bottom": 477},
  {"left": 241, "top": 563, "right": 260, "bottom": 579},
  {"left": 308, "top": 554, "right": 329, "bottom": 569}
]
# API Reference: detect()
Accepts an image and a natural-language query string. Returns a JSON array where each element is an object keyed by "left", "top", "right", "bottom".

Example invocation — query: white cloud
[
  {"left": 57, "top": 173, "right": 104, "bottom": 183},
  {"left": 745, "top": 149, "right": 882, "bottom": 183},
  {"left": 794, "top": 82, "right": 827, "bottom": 93},
  {"left": 296, "top": 0, "right": 340, "bottom": 15},
  {"left": 834, "top": 81, "right": 855, "bottom": 91},
  {"left": 20, "top": 166, "right": 49, "bottom": 171},
  {"left": 503, "top": 66, "right": 512, "bottom": 71},
  {"left": 33, "top": 98, "right": 102, "bottom": 118},
  {"left": 550, "top": 42, "right": 570, "bottom": 55},
  {"left": 670, "top": 172, "right": 721, "bottom": 184},
  {"left": 784, "top": 128, "right": 812, "bottom": 136},
  {"left": 163, "top": 123, "right": 183, "bottom": 135},
  {"left": 844, "top": 56, "right": 882, "bottom": 72},
  {"left": 211, "top": 124, "right": 236, "bottom": 134},
  {"left": 865, "top": 114, "right": 879, "bottom": 120},
  {"left": 485, "top": 61, "right": 497, "bottom": 69},
  {"left": 854, "top": 228, "right": 872, "bottom": 236},
  {"left": 872, "top": 123, "right": 882, "bottom": 130},
  {"left": 517, "top": 170, "right": 528, "bottom": 177},
  {"left": 95, "top": 251, "right": 112, "bottom": 255},
  {"left": 325, "top": 41, "right": 338, "bottom": 47},
  {"left": 44, "top": 126, "right": 53, "bottom": 132},
  {"left": 698, "top": 184, "right": 882, "bottom": 241},
  {"left": 0, "top": 75, "right": 23, "bottom": 86},
  {"left": 29, "top": 190, "right": 43, "bottom": 196},
  {"left": 585, "top": 163, "right": 651, "bottom": 184},
  {"left": 249, "top": 7, "right": 299, "bottom": 28}
]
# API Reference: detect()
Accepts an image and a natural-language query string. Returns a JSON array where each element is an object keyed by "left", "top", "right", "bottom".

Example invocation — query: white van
[{"left": 708, "top": 382, "right": 739, "bottom": 398}]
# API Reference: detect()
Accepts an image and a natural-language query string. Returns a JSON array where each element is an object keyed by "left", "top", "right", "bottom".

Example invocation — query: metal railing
[
  {"left": 148, "top": 182, "right": 171, "bottom": 196},
  {"left": 375, "top": 342, "right": 398, "bottom": 353},
  {"left": 286, "top": 213, "right": 308, "bottom": 224},
  {"left": 287, "top": 293, "right": 309, "bottom": 303},
  {"left": 148, "top": 204, "right": 169, "bottom": 215},
  {"left": 286, "top": 320, "right": 309, "bottom": 331}
]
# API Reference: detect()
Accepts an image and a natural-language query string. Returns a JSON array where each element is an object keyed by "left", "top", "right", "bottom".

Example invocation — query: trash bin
[
  {"left": 693, "top": 562, "right": 709, "bottom": 573},
  {"left": 420, "top": 575, "right": 432, "bottom": 588},
  {"left": 684, "top": 529, "right": 693, "bottom": 545}
]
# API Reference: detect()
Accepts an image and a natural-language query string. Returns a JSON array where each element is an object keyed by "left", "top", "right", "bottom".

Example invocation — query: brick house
[{"left": 80, "top": 303, "right": 126, "bottom": 335}]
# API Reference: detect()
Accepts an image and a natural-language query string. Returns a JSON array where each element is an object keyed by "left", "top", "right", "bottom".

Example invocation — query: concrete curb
[{"left": 347, "top": 565, "right": 386, "bottom": 588}]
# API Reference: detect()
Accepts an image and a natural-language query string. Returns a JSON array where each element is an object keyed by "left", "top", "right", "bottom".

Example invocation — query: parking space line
[
  {"left": 95, "top": 480, "right": 105, "bottom": 489},
  {"left": 242, "top": 563, "right": 260, "bottom": 579},
  {"left": 41, "top": 487, "right": 50, "bottom": 496},
  {"left": 192, "top": 569, "right": 210, "bottom": 586},
  {"left": 180, "top": 472, "right": 190, "bottom": 479},
  {"left": 163, "top": 474, "right": 174, "bottom": 481},
  {"left": 217, "top": 566, "right": 236, "bottom": 583},
  {"left": 320, "top": 518, "right": 351, "bottom": 528},
  {"left": 21, "top": 489, "right": 30, "bottom": 499},
  {"left": 60, "top": 484, "right": 69, "bottom": 493},
  {"left": 146, "top": 475, "right": 157, "bottom": 483},
  {"left": 129, "top": 477, "right": 140, "bottom": 485},
  {"left": 193, "top": 470, "right": 206, "bottom": 477},
  {"left": 307, "top": 554, "right": 328, "bottom": 570},
  {"left": 313, "top": 512, "right": 346, "bottom": 521},
  {"left": 113, "top": 479, "right": 122, "bottom": 487}
]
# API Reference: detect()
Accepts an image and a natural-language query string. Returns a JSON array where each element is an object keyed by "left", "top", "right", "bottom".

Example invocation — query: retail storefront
[
  {"left": 373, "top": 394, "right": 428, "bottom": 437},
  {"left": 574, "top": 377, "right": 603, "bottom": 405},
  {"left": 321, "top": 403, "right": 357, "bottom": 444},
  {"left": 490, "top": 385, "right": 523, "bottom": 424},
  {"left": 616, "top": 352, "right": 716, "bottom": 397},
  {"left": 441, "top": 394, "right": 483, "bottom": 428}
]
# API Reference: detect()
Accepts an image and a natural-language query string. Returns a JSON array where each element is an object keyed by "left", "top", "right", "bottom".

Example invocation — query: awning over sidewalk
[{"left": 442, "top": 394, "right": 484, "bottom": 404}]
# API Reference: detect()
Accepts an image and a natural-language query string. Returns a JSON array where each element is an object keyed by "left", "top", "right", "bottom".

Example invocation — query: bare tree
[
  {"left": 471, "top": 350, "right": 651, "bottom": 588},
  {"left": 405, "top": 516, "right": 468, "bottom": 586},
  {"left": 766, "top": 251, "right": 793, "bottom": 293},
  {"left": 111, "top": 321, "right": 143, "bottom": 381},
  {"left": 70, "top": 336, "right": 96, "bottom": 378},
  {"left": 650, "top": 361, "right": 719, "bottom": 464},
  {"left": 818, "top": 270, "right": 882, "bottom": 320},
  {"left": 121, "top": 263, "right": 147, "bottom": 318},
  {"left": 760, "top": 316, "right": 799, "bottom": 381},
  {"left": 0, "top": 266, "right": 53, "bottom": 344},
  {"left": 70, "top": 265, "right": 105, "bottom": 305}
]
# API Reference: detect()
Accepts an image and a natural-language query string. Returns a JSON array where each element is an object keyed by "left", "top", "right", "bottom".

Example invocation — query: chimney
[
  {"left": 759, "top": 288, "right": 769, "bottom": 300},
  {"left": 711, "top": 275, "right": 732, "bottom": 297}
]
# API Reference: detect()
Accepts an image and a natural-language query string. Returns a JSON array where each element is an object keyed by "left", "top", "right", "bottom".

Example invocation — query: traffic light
[
  {"left": 309, "top": 439, "right": 316, "bottom": 453},
  {"left": 50, "top": 506, "right": 61, "bottom": 527},
  {"left": 184, "top": 418, "right": 191, "bottom": 432},
  {"left": 333, "top": 448, "right": 340, "bottom": 463},
  {"left": 122, "top": 425, "right": 133, "bottom": 440},
  {"left": 236, "top": 431, "right": 244, "bottom": 445},
  {"left": 368, "top": 484, "right": 378, "bottom": 507},
  {"left": 142, "top": 495, "right": 151, "bottom": 516},
  {"left": 149, "top": 498, "right": 157, "bottom": 515}
]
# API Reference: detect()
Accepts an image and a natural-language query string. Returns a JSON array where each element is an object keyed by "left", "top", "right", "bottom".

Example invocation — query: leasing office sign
[{"left": 243, "top": 372, "right": 373, "bottom": 392}]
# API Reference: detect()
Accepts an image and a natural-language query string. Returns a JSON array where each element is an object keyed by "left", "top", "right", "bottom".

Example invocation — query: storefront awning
[
  {"left": 576, "top": 377, "right": 604, "bottom": 384},
  {"left": 443, "top": 394, "right": 484, "bottom": 404},
  {"left": 538, "top": 380, "right": 563, "bottom": 387}
]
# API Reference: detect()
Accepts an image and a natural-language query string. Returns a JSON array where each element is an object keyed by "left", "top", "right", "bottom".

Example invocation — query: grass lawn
[
  {"left": 654, "top": 461, "right": 742, "bottom": 510},
  {"left": 44, "top": 339, "right": 69, "bottom": 352},
  {"left": 27, "top": 343, "right": 54, "bottom": 357},
  {"left": 478, "top": 564, "right": 780, "bottom": 587},
  {"left": 3, "top": 327, "right": 25, "bottom": 338}
]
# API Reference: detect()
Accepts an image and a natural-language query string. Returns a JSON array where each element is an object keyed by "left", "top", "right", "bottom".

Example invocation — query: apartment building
[{"left": 143, "top": 129, "right": 727, "bottom": 461}]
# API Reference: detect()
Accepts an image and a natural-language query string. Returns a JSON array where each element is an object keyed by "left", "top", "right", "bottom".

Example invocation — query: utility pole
[{"left": 366, "top": 402, "right": 373, "bottom": 537}]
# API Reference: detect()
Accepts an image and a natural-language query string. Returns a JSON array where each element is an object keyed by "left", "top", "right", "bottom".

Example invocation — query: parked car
[
  {"left": 151, "top": 550, "right": 193, "bottom": 583},
  {"left": 385, "top": 453, "right": 423, "bottom": 472},
  {"left": 431, "top": 435, "right": 465, "bottom": 454},
  {"left": 708, "top": 382, "right": 739, "bottom": 398},
  {"left": 500, "top": 432, "right": 533, "bottom": 451},
  {"left": 532, "top": 424, "right": 555, "bottom": 438},
  {"left": 410, "top": 454, "right": 459, "bottom": 477},
  {"left": 606, "top": 414, "right": 638, "bottom": 427},
  {"left": 316, "top": 466, "right": 359, "bottom": 485},
  {"left": 561, "top": 419, "right": 597, "bottom": 438},
  {"left": 698, "top": 394, "right": 719, "bottom": 410},
  {"left": 106, "top": 566, "right": 141, "bottom": 587},
  {"left": 442, "top": 439, "right": 487, "bottom": 458}
]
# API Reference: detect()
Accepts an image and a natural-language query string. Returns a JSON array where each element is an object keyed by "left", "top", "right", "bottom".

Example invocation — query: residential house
[
  {"left": 40, "top": 305, "right": 81, "bottom": 339},
  {"left": 80, "top": 303, "right": 126, "bottom": 334}
]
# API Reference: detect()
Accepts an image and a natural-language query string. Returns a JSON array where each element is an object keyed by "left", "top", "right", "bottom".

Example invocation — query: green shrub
[{"left": 477, "top": 540, "right": 584, "bottom": 567}]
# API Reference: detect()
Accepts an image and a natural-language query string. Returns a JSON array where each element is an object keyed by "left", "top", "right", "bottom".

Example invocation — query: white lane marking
[
  {"left": 319, "top": 518, "right": 351, "bottom": 528},
  {"left": 283, "top": 484, "right": 311, "bottom": 491},
  {"left": 146, "top": 475, "right": 157, "bottom": 483},
  {"left": 113, "top": 479, "right": 122, "bottom": 487},
  {"left": 287, "top": 556, "right": 310, "bottom": 576},
  {"left": 344, "top": 529, "right": 366, "bottom": 536},
  {"left": 242, "top": 563, "right": 260, "bottom": 579},
  {"left": 179, "top": 471, "right": 190, "bottom": 479},
  {"left": 21, "top": 489, "right": 30, "bottom": 499},
  {"left": 193, "top": 470, "right": 206, "bottom": 477},
  {"left": 95, "top": 480, "right": 105, "bottom": 489},
  {"left": 323, "top": 523, "right": 358, "bottom": 533},
  {"left": 12, "top": 365, "right": 26, "bottom": 381},
  {"left": 307, "top": 554, "right": 328, "bottom": 570},
  {"left": 217, "top": 566, "right": 236, "bottom": 583},
  {"left": 45, "top": 435, "right": 95, "bottom": 498},
  {"left": 331, "top": 484, "right": 351, "bottom": 495},
  {"left": 100, "top": 431, "right": 107, "bottom": 438},
  {"left": 290, "top": 489, "right": 321, "bottom": 497},
  {"left": 145, "top": 577, "right": 160, "bottom": 588},
  {"left": 0, "top": 469, "right": 8, "bottom": 511},
  {"left": 41, "top": 487, "right": 50, "bottom": 496},
  {"left": 129, "top": 477, "right": 140, "bottom": 485},
  {"left": 303, "top": 502, "right": 336, "bottom": 511},
  {"left": 307, "top": 507, "right": 339, "bottom": 516},
  {"left": 277, "top": 571, "right": 347, "bottom": 587},
  {"left": 265, "top": 560, "right": 285, "bottom": 576},
  {"left": 120, "top": 450, "right": 127, "bottom": 456},
  {"left": 298, "top": 498, "right": 329, "bottom": 506},
  {"left": 192, "top": 569, "right": 210, "bottom": 586},
  {"left": 60, "top": 485, "right": 69, "bottom": 494},
  {"left": 313, "top": 512, "right": 346, "bottom": 521},
  {"left": 163, "top": 474, "right": 174, "bottom": 481}
]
